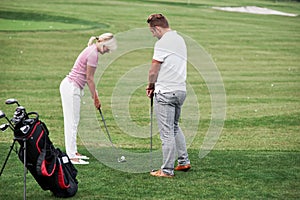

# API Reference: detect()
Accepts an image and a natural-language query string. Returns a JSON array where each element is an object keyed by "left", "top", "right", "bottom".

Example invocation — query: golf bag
[{"left": 14, "top": 111, "right": 78, "bottom": 198}]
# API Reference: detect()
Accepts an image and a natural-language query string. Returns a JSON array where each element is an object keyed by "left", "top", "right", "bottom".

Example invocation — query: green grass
[
  {"left": 0, "top": 0, "right": 300, "bottom": 199},
  {"left": 0, "top": 146, "right": 299, "bottom": 199}
]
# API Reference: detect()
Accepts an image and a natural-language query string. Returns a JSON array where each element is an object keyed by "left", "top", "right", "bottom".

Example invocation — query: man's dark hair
[{"left": 147, "top": 13, "right": 169, "bottom": 28}]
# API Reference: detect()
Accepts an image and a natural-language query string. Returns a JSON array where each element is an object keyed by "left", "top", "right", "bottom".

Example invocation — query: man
[{"left": 146, "top": 14, "right": 191, "bottom": 177}]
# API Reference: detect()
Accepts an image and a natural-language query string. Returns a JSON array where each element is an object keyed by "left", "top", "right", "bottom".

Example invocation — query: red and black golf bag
[{"left": 13, "top": 111, "right": 78, "bottom": 198}]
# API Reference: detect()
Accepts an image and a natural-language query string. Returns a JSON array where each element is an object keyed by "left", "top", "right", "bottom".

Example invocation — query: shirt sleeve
[
  {"left": 153, "top": 42, "right": 171, "bottom": 63},
  {"left": 87, "top": 50, "right": 98, "bottom": 67}
]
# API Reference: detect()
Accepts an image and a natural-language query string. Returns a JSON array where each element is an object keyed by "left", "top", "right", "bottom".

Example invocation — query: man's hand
[
  {"left": 146, "top": 87, "right": 154, "bottom": 99},
  {"left": 146, "top": 83, "right": 155, "bottom": 99}
]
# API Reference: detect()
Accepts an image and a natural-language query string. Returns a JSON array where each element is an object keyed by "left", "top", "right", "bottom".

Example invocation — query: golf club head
[
  {"left": 5, "top": 98, "right": 20, "bottom": 106},
  {"left": 0, "top": 110, "right": 5, "bottom": 119},
  {"left": 12, "top": 106, "right": 27, "bottom": 125},
  {"left": 20, "top": 125, "right": 30, "bottom": 134},
  {"left": 0, "top": 123, "right": 9, "bottom": 132}
]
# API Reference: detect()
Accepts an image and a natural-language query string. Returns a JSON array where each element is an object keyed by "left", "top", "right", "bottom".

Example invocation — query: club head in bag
[
  {"left": 5, "top": 98, "right": 20, "bottom": 106},
  {"left": 0, "top": 110, "right": 15, "bottom": 129},
  {"left": 0, "top": 110, "right": 5, "bottom": 119},
  {"left": 0, "top": 124, "right": 9, "bottom": 132},
  {"left": 12, "top": 106, "right": 27, "bottom": 125},
  {"left": 0, "top": 123, "right": 14, "bottom": 132}
]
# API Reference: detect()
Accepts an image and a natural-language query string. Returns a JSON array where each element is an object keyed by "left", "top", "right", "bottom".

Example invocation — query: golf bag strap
[
  {"left": 36, "top": 149, "right": 57, "bottom": 176},
  {"left": 36, "top": 123, "right": 56, "bottom": 176}
]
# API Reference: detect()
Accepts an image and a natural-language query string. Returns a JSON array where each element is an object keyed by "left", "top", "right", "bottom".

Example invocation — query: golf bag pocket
[
  {"left": 51, "top": 149, "right": 78, "bottom": 198},
  {"left": 36, "top": 148, "right": 78, "bottom": 197}
]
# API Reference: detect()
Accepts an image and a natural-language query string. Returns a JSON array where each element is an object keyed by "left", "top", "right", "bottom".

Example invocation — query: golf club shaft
[
  {"left": 98, "top": 108, "right": 115, "bottom": 148},
  {"left": 150, "top": 96, "right": 153, "bottom": 170},
  {"left": 7, "top": 124, "right": 15, "bottom": 132},
  {"left": 5, "top": 117, "right": 15, "bottom": 130},
  {"left": 98, "top": 108, "right": 126, "bottom": 162},
  {"left": 150, "top": 97, "right": 153, "bottom": 153}
]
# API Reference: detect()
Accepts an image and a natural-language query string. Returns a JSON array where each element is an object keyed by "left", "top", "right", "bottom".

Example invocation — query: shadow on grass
[{"left": 0, "top": 11, "right": 108, "bottom": 32}]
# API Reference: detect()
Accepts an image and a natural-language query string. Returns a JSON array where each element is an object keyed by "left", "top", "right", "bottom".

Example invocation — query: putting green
[
  {"left": 0, "top": 19, "right": 91, "bottom": 31},
  {"left": 0, "top": 11, "right": 108, "bottom": 31}
]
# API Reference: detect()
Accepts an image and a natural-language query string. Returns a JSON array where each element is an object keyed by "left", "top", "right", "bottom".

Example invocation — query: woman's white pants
[{"left": 60, "top": 77, "right": 82, "bottom": 159}]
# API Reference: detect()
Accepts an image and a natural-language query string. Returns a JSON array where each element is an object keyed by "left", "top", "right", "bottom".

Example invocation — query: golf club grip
[{"left": 98, "top": 108, "right": 104, "bottom": 121}]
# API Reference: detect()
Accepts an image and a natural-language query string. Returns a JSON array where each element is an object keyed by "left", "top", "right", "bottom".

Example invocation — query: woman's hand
[{"left": 94, "top": 92, "right": 101, "bottom": 109}]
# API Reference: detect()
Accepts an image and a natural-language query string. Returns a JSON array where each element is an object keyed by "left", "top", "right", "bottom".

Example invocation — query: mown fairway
[{"left": 0, "top": 0, "right": 299, "bottom": 199}]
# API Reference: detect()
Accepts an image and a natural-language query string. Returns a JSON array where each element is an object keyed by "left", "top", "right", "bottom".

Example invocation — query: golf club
[
  {"left": 5, "top": 98, "right": 20, "bottom": 106},
  {"left": 150, "top": 96, "right": 154, "bottom": 172},
  {"left": 0, "top": 110, "right": 15, "bottom": 128},
  {"left": 98, "top": 108, "right": 126, "bottom": 163},
  {"left": 0, "top": 123, "right": 14, "bottom": 132},
  {"left": 0, "top": 124, "right": 9, "bottom": 132},
  {"left": 4, "top": 98, "right": 28, "bottom": 126},
  {"left": 12, "top": 106, "right": 27, "bottom": 125},
  {"left": 0, "top": 110, "right": 6, "bottom": 120}
]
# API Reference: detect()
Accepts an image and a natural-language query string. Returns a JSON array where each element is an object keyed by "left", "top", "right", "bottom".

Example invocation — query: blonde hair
[{"left": 87, "top": 33, "right": 117, "bottom": 51}]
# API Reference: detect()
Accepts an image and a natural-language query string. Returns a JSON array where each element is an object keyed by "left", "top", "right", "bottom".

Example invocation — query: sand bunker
[{"left": 212, "top": 6, "right": 297, "bottom": 17}]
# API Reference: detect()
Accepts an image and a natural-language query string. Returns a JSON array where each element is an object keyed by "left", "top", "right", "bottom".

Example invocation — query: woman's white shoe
[
  {"left": 75, "top": 155, "right": 89, "bottom": 160},
  {"left": 71, "top": 159, "right": 89, "bottom": 165},
  {"left": 75, "top": 153, "right": 89, "bottom": 160}
]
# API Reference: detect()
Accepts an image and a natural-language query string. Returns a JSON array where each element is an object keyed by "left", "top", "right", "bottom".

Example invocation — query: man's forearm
[{"left": 148, "top": 60, "right": 161, "bottom": 88}]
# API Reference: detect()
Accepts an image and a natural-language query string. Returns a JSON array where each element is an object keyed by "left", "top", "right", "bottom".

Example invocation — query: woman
[{"left": 60, "top": 33, "right": 117, "bottom": 164}]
